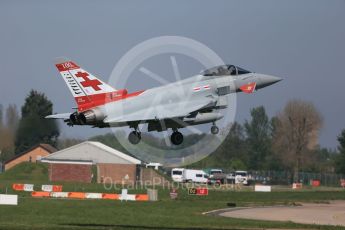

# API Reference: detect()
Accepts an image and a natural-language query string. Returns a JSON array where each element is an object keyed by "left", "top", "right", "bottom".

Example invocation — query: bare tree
[
  {"left": 0, "top": 104, "right": 3, "bottom": 129},
  {"left": 0, "top": 104, "right": 20, "bottom": 162},
  {"left": 6, "top": 104, "right": 19, "bottom": 133},
  {"left": 272, "top": 100, "right": 322, "bottom": 182}
]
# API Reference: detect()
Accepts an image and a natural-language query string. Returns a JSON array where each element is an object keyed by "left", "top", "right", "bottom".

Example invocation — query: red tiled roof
[{"left": 4, "top": 144, "right": 57, "bottom": 164}]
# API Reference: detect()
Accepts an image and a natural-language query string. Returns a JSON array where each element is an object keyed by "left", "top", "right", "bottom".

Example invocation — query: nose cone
[{"left": 258, "top": 74, "right": 282, "bottom": 88}]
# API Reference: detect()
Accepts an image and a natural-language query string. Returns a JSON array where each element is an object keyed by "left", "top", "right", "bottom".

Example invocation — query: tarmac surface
[{"left": 218, "top": 201, "right": 345, "bottom": 226}]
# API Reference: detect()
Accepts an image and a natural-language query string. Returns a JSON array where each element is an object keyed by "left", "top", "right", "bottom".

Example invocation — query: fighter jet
[{"left": 46, "top": 59, "right": 281, "bottom": 145}]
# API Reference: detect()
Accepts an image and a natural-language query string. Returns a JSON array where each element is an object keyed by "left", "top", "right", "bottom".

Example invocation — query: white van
[
  {"left": 171, "top": 168, "right": 184, "bottom": 182},
  {"left": 183, "top": 169, "right": 208, "bottom": 183}
]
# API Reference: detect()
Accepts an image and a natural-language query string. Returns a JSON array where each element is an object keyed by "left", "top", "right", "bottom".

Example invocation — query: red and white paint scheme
[
  {"left": 239, "top": 82, "right": 256, "bottom": 94},
  {"left": 55, "top": 60, "right": 143, "bottom": 112},
  {"left": 193, "top": 85, "right": 210, "bottom": 92},
  {"left": 193, "top": 86, "right": 201, "bottom": 92},
  {"left": 203, "top": 85, "right": 210, "bottom": 90}
]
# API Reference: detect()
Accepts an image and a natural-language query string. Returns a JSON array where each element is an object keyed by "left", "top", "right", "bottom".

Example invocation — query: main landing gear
[
  {"left": 128, "top": 130, "right": 141, "bottom": 145},
  {"left": 128, "top": 124, "right": 218, "bottom": 145},
  {"left": 170, "top": 130, "right": 183, "bottom": 145},
  {"left": 129, "top": 129, "right": 184, "bottom": 146}
]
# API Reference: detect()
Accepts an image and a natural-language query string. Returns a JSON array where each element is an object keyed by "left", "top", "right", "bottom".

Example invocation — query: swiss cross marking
[{"left": 75, "top": 72, "right": 102, "bottom": 91}]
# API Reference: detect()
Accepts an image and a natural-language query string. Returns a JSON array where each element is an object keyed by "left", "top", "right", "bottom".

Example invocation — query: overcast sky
[{"left": 0, "top": 0, "right": 344, "bottom": 148}]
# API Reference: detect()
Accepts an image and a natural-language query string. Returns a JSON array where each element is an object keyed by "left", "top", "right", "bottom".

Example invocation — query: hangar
[{"left": 41, "top": 141, "right": 142, "bottom": 184}]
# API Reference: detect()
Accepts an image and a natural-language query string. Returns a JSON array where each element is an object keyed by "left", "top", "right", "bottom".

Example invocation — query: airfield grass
[{"left": 1, "top": 163, "right": 345, "bottom": 229}]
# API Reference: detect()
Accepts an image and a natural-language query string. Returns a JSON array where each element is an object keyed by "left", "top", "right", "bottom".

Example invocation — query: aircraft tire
[
  {"left": 128, "top": 131, "right": 141, "bottom": 145},
  {"left": 211, "top": 125, "right": 219, "bottom": 134},
  {"left": 171, "top": 131, "right": 183, "bottom": 145}
]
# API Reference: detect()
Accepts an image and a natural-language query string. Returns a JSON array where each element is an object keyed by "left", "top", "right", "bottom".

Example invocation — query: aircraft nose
[{"left": 258, "top": 74, "right": 282, "bottom": 88}]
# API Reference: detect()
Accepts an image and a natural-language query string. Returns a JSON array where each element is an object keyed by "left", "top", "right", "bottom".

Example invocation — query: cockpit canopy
[{"left": 201, "top": 65, "right": 251, "bottom": 76}]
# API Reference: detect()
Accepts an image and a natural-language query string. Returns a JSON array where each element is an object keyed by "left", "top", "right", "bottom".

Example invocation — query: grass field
[{"left": 1, "top": 163, "right": 345, "bottom": 230}]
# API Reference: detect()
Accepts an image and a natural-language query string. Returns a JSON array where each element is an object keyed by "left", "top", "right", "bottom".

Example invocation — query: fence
[
  {"left": 241, "top": 170, "right": 345, "bottom": 186},
  {"left": 165, "top": 167, "right": 345, "bottom": 186}
]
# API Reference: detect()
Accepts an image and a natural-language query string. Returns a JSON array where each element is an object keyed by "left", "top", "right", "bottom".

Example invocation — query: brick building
[
  {"left": 41, "top": 141, "right": 141, "bottom": 184},
  {"left": 4, "top": 144, "right": 57, "bottom": 171}
]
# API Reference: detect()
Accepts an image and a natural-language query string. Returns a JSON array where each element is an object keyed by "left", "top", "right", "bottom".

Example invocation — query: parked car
[
  {"left": 208, "top": 169, "right": 226, "bottom": 184},
  {"left": 235, "top": 171, "right": 249, "bottom": 185},
  {"left": 226, "top": 171, "right": 251, "bottom": 185}
]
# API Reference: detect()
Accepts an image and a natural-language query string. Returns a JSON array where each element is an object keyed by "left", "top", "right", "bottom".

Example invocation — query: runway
[{"left": 218, "top": 201, "right": 345, "bottom": 226}]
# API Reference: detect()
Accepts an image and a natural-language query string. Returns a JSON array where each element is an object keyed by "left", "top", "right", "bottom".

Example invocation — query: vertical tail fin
[{"left": 55, "top": 58, "right": 119, "bottom": 111}]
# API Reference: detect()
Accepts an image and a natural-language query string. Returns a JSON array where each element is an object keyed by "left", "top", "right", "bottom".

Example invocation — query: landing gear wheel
[
  {"left": 128, "top": 131, "right": 141, "bottom": 145},
  {"left": 171, "top": 131, "right": 184, "bottom": 145},
  {"left": 211, "top": 125, "right": 219, "bottom": 135}
]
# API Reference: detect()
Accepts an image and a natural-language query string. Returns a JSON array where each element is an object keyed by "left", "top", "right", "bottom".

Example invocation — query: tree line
[{"left": 191, "top": 101, "right": 343, "bottom": 181}]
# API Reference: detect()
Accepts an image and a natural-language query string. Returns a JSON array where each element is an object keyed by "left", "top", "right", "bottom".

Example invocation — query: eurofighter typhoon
[{"left": 46, "top": 59, "right": 281, "bottom": 145}]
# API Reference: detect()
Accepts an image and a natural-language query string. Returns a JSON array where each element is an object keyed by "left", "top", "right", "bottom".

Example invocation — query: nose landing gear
[
  {"left": 128, "top": 130, "right": 141, "bottom": 145},
  {"left": 211, "top": 124, "right": 219, "bottom": 135}
]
